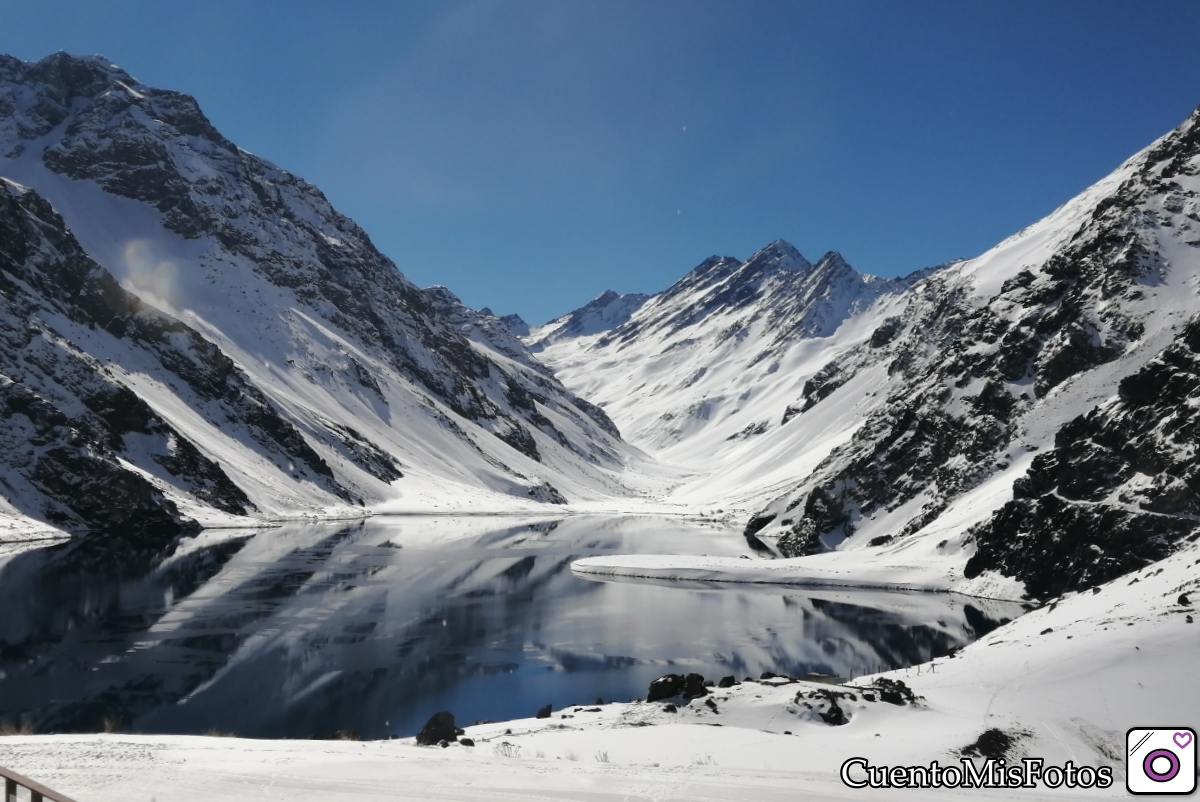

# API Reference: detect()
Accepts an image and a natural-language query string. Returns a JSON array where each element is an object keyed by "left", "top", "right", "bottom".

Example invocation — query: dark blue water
[{"left": 0, "top": 515, "right": 1024, "bottom": 738}]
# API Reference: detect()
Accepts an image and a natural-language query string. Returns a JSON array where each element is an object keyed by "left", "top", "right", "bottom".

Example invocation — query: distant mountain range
[
  {"left": 527, "top": 241, "right": 932, "bottom": 454},
  {"left": 3, "top": 52, "right": 1198, "bottom": 601}
]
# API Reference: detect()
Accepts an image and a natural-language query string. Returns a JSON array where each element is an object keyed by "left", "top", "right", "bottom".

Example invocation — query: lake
[{"left": 0, "top": 515, "right": 1026, "bottom": 738}]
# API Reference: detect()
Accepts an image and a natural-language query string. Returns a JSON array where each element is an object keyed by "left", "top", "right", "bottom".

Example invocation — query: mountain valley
[
  {"left": 2, "top": 49, "right": 1200, "bottom": 802},
  {"left": 531, "top": 108, "right": 1200, "bottom": 600},
  {"left": 1, "top": 50, "right": 1198, "bottom": 604}
]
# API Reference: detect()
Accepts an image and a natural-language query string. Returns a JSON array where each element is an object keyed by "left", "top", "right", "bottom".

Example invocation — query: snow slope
[
  {"left": 0, "top": 52, "right": 653, "bottom": 538},
  {"left": 530, "top": 242, "right": 928, "bottom": 465}
]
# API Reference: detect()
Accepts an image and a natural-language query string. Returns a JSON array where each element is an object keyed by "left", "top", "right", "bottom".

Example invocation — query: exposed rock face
[
  {"left": 753, "top": 104, "right": 1200, "bottom": 583},
  {"left": 0, "top": 179, "right": 308, "bottom": 533},
  {"left": 964, "top": 316, "right": 1200, "bottom": 598}
]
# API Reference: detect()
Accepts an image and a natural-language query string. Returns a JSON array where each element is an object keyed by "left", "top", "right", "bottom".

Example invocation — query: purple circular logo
[{"left": 1144, "top": 748, "right": 1181, "bottom": 783}]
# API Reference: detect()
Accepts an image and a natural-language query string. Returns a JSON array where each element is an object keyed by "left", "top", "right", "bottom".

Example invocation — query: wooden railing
[{"left": 1, "top": 765, "right": 77, "bottom": 802}]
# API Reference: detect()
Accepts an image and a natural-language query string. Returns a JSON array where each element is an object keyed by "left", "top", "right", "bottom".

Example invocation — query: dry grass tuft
[
  {"left": 0, "top": 718, "right": 36, "bottom": 735},
  {"left": 203, "top": 728, "right": 237, "bottom": 738}
]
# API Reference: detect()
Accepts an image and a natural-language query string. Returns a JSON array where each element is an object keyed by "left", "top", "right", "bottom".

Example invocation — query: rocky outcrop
[
  {"left": 767, "top": 105, "right": 1200, "bottom": 568},
  {"left": 415, "top": 711, "right": 460, "bottom": 745},
  {"left": 0, "top": 178, "right": 355, "bottom": 532},
  {"left": 964, "top": 316, "right": 1200, "bottom": 599}
]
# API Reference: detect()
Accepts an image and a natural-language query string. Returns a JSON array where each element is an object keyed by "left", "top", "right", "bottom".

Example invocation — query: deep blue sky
[{"left": 3, "top": 1, "right": 1200, "bottom": 323}]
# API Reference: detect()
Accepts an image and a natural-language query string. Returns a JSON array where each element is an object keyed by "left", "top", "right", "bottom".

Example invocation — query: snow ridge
[
  {"left": 530, "top": 239, "right": 927, "bottom": 459},
  {"left": 527, "top": 289, "right": 651, "bottom": 350}
]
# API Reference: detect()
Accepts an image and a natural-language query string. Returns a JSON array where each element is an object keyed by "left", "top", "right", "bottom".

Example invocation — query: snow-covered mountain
[
  {"left": 0, "top": 52, "right": 640, "bottom": 536},
  {"left": 529, "top": 240, "right": 933, "bottom": 477},
  {"left": 527, "top": 289, "right": 651, "bottom": 350},
  {"left": 536, "top": 107, "right": 1200, "bottom": 600},
  {"left": 754, "top": 106, "right": 1200, "bottom": 598},
  {"left": 3, "top": 51, "right": 1198, "bottom": 605}
]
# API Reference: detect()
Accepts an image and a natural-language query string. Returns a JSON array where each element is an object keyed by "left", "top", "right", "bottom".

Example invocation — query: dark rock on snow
[
  {"left": 415, "top": 711, "right": 458, "bottom": 746},
  {"left": 646, "top": 672, "right": 709, "bottom": 702}
]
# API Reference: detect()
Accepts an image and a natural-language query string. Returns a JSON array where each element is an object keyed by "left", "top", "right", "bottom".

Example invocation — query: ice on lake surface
[{"left": 0, "top": 516, "right": 1026, "bottom": 738}]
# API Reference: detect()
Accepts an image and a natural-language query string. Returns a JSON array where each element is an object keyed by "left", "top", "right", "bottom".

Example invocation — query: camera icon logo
[{"left": 1127, "top": 727, "right": 1196, "bottom": 795}]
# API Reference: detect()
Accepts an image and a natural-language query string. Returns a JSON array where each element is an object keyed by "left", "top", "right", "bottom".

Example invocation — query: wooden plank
[{"left": 0, "top": 767, "right": 76, "bottom": 802}]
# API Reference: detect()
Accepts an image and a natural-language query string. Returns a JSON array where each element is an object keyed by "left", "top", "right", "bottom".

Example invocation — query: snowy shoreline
[
  {"left": 571, "top": 549, "right": 1029, "bottom": 601},
  {"left": 573, "top": 553, "right": 960, "bottom": 592},
  {"left": 2, "top": 536, "right": 1195, "bottom": 800}
]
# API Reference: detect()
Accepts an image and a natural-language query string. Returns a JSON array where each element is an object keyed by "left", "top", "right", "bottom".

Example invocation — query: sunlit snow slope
[
  {"left": 0, "top": 52, "right": 646, "bottom": 536},
  {"left": 529, "top": 241, "right": 936, "bottom": 505}
]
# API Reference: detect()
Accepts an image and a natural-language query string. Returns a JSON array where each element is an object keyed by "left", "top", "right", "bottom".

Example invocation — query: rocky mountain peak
[
  {"left": 659, "top": 241, "right": 816, "bottom": 311},
  {"left": 575, "top": 289, "right": 627, "bottom": 314},
  {"left": 4, "top": 51, "right": 123, "bottom": 104},
  {"left": 499, "top": 313, "right": 530, "bottom": 337},
  {"left": 421, "top": 284, "right": 465, "bottom": 312},
  {"left": 674, "top": 254, "right": 742, "bottom": 286},
  {"left": 525, "top": 288, "right": 652, "bottom": 349},
  {"left": 810, "top": 250, "right": 852, "bottom": 274},
  {"left": 744, "top": 239, "right": 812, "bottom": 273},
  {"left": 1, "top": 53, "right": 230, "bottom": 160}
]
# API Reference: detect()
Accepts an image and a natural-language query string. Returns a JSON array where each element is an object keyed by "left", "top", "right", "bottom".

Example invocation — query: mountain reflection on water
[{"left": 0, "top": 516, "right": 1026, "bottom": 738}]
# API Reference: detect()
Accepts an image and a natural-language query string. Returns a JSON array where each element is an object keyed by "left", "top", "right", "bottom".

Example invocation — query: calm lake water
[{"left": 0, "top": 516, "right": 1025, "bottom": 738}]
